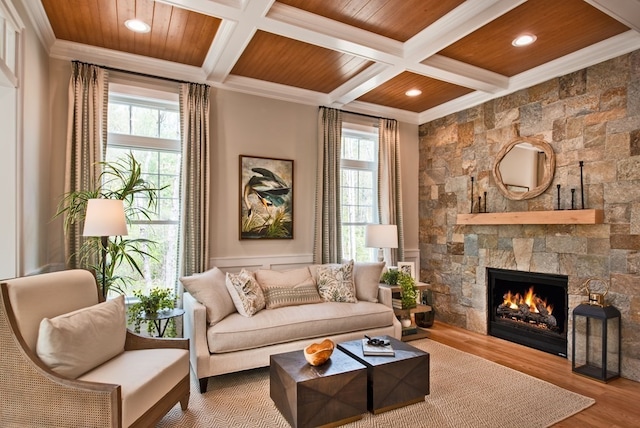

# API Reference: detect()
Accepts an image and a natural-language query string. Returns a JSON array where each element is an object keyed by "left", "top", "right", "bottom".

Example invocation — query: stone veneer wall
[{"left": 418, "top": 50, "right": 640, "bottom": 381}]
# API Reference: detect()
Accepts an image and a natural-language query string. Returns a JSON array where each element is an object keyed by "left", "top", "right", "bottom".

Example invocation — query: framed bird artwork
[{"left": 240, "top": 155, "right": 294, "bottom": 239}]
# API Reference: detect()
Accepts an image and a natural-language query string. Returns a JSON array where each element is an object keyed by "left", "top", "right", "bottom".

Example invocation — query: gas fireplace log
[{"left": 496, "top": 304, "right": 558, "bottom": 329}]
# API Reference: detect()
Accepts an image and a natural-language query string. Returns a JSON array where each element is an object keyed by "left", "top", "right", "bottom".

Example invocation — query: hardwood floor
[{"left": 426, "top": 321, "right": 640, "bottom": 427}]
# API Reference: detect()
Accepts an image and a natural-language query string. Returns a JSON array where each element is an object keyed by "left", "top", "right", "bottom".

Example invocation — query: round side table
[{"left": 140, "top": 308, "right": 185, "bottom": 337}]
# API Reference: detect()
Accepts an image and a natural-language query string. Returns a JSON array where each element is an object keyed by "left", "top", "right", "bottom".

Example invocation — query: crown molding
[
  {"left": 49, "top": 40, "right": 208, "bottom": 83},
  {"left": 16, "top": 0, "right": 52, "bottom": 50}
]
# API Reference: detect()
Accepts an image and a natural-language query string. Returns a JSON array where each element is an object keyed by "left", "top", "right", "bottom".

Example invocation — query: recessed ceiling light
[
  {"left": 405, "top": 89, "right": 422, "bottom": 97},
  {"left": 125, "top": 19, "right": 151, "bottom": 33},
  {"left": 512, "top": 34, "right": 537, "bottom": 47}
]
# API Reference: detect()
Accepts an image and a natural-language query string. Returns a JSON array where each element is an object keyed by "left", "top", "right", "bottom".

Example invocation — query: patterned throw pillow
[
  {"left": 255, "top": 267, "right": 323, "bottom": 309},
  {"left": 317, "top": 260, "right": 357, "bottom": 303},
  {"left": 225, "top": 269, "right": 266, "bottom": 317}
]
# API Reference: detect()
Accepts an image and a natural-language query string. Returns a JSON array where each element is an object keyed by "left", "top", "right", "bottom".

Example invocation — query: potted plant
[
  {"left": 381, "top": 268, "right": 400, "bottom": 286},
  {"left": 397, "top": 271, "right": 418, "bottom": 309},
  {"left": 56, "top": 152, "right": 165, "bottom": 295},
  {"left": 127, "top": 287, "right": 177, "bottom": 336}
]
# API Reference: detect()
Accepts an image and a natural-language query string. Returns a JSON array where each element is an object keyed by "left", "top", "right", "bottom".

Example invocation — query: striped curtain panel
[
  {"left": 313, "top": 107, "right": 343, "bottom": 264},
  {"left": 378, "top": 117, "right": 404, "bottom": 265},
  {"left": 179, "top": 83, "right": 211, "bottom": 277},
  {"left": 64, "top": 61, "right": 108, "bottom": 268}
]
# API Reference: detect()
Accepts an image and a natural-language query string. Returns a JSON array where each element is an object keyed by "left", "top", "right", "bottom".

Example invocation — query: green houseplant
[
  {"left": 127, "top": 287, "right": 177, "bottom": 336},
  {"left": 381, "top": 269, "right": 400, "bottom": 286},
  {"left": 397, "top": 271, "right": 418, "bottom": 309},
  {"left": 56, "top": 152, "right": 166, "bottom": 295}
]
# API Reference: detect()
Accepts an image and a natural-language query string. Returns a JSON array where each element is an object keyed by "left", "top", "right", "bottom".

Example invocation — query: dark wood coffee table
[
  {"left": 337, "top": 336, "right": 430, "bottom": 414},
  {"left": 270, "top": 348, "right": 367, "bottom": 427}
]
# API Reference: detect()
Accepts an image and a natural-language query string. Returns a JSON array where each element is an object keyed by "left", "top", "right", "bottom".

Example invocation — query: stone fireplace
[
  {"left": 487, "top": 268, "right": 568, "bottom": 357},
  {"left": 418, "top": 51, "right": 640, "bottom": 382}
]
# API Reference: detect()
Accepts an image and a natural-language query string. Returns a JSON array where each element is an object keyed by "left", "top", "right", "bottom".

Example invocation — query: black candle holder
[
  {"left": 579, "top": 160, "right": 585, "bottom": 209},
  {"left": 557, "top": 184, "right": 561, "bottom": 210},
  {"left": 470, "top": 176, "right": 474, "bottom": 214}
]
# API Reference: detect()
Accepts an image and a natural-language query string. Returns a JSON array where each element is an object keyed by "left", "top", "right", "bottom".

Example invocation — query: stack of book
[
  {"left": 392, "top": 298, "right": 403, "bottom": 309},
  {"left": 362, "top": 338, "right": 395, "bottom": 356}
]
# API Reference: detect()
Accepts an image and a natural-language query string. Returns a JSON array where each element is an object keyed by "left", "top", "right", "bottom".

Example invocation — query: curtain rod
[
  {"left": 72, "top": 60, "right": 194, "bottom": 85},
  {"left": 337, "top": 107, "right": 396, "bottom": 122}
]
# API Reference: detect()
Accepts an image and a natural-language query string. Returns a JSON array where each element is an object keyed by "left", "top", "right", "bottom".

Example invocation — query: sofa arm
[
  {"left": 377, "top": 284, "right": 393, "bottom": 308},
  {"left": 183, "top": 293, "right": 210, "bottom": 381}
]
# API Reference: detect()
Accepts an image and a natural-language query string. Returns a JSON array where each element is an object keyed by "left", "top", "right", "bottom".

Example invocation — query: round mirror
[{"left": 493, "top": 136, "right": 555, "bottom": 200}]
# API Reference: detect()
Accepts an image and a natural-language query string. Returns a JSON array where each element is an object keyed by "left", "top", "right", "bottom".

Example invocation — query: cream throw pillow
[
  {"left": 225, "top": 269, "right": 266, "bottom": 317},
  {"left": 317, "top": 260, "right": 357, "bottom": 303},
  {"left": 255, "top": 267, "right": 322, "bottom": 309},
  {"left": 36, "top": 295, "right": 126, "bottom": 379},
  {"left": 180, "top": 267, "right": 237, "bottom": 324},
  {"left": 353, "top": 261, "right": 385, "bottom": 302}
]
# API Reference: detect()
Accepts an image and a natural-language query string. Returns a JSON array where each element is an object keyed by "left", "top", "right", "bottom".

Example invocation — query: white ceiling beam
[
  {"left": 264, "top": 2, "right": 403, "bottom": 61},
  {"left": 404, "top": 0, "right": 526, "bottom": 61},
  {"left": 205, "top": 0, "right": 275, "bottom": 82},
  {"left": 414, "top": 55, "right": 509, "bottom": 93},
  {"left": 584, "top": 0, "right": 640, "bottom": 33},
  {"left": 154, "top": 0, "right": 244, "bottom": 21}
]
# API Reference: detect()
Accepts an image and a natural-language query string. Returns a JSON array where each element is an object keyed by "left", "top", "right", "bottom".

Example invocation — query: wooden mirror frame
[{"left": 492, "top": 136, "right": 556, "bottom": 201}]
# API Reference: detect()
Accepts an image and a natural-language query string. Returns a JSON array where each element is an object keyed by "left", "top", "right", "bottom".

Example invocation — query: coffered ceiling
[{"left": 25, "top": 0, "right": 640, "bottom": 124}]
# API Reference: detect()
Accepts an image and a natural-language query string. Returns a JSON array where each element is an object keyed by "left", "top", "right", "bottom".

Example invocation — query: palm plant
[{"left": 56, "top": 152, "right": 166, "bottom": 295}]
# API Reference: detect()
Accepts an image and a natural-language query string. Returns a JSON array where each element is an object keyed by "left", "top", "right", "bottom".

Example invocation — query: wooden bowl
[{"left": 303, "top": 338, "right": 335, "bottom": 366}]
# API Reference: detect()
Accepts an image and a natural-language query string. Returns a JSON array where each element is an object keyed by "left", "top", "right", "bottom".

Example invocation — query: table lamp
[
  {"left": 83, "top": 199, "right": 128, "bottom": 299},
  {"left": 365, "top": 224, "right": 398, "bottom": 264}
]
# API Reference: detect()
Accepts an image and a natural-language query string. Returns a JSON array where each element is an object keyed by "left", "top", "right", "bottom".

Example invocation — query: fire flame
[{"left": 502, "top": 286, "right": 553, "bottom": 314}]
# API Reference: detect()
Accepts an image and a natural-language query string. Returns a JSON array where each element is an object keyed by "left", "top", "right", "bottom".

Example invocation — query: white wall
[
  {"left": 0, "top": 83, "right": 17, "bottom": 279},
  {"left": 44, "top": 65, "right": 421, "bottom": 275},
  {"left": 209, "top": 89, "right": 317, "bottom": 269},
  {"left": 18, "top": 0, "right": 51, "bottom": 275}
]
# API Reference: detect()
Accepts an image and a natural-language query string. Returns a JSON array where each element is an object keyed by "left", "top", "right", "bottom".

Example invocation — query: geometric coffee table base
[
  {"left": 337, "top": 336, "right": 430, "bottom": 414},
  {"left": 270, "top": 349, "right": 367, "bottom": 428}
]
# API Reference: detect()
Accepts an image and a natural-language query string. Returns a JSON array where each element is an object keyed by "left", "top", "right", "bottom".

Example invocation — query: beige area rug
[{"left": 157, "top": 339, "right": 595, "bottom": 427}]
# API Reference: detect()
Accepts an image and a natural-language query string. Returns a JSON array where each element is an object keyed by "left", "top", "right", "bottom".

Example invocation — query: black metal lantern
[{"left": 572, "top": 302, "right": 621, "bottom": 382}]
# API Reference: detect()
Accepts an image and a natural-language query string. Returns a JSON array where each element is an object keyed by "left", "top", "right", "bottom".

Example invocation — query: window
[
  {"left": 341, "top": 123, "right": 379, "bottom": 262},
  {"left": 106, "top": 88, "right": 181, "bottom": 295}
]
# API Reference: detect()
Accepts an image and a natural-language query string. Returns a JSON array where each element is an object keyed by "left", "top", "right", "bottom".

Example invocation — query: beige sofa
[{"left": 181, "top": 262, "right": 402, "bottom": 393}]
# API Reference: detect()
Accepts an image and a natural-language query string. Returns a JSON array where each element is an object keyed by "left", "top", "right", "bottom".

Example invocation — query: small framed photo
[{"left": 397, "top": 261, "right": 415, "bottom": 279}]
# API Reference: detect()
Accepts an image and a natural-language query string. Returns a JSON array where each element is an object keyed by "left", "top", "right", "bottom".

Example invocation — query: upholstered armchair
[{"left": 0, "top": 269, "right": 190, "bottom": 427}]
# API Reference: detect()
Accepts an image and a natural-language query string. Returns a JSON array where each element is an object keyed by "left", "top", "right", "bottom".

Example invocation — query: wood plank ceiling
[{"left": 31, "top": 0, "right": 640, "bottom": 123}]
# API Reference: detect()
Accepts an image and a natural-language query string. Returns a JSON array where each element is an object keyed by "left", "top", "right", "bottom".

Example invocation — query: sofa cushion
[
  {"left": 316, "top": 260, "right": 357, "bottom": 303},
  {"left": 180, "top": 267, "right": 236, "bottom": 324},
  {"left": 255, "top": 267, "right": 322, "bottom": 309},
  {"left": 353, "top": 262, "right": 385, "bottom": 303},
  {"left": 207, "top": 301, "right": 394, "bottom": 353},
  {"left": 79, "top": 348, "right": 188, "bottom": 427},
  {"left": 225, "top": 269, "right": 266, "bottom": 317},
  {"left": 36, "top": 295, "right": 126, "bottom": 379}
]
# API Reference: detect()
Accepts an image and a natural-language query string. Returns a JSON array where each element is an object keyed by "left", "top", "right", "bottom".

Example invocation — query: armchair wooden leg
[{"left": 180, "top": 393, "right": 190, "bottom": 410}]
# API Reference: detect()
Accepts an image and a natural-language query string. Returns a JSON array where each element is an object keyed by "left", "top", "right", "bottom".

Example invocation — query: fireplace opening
[{"left": 487, "top": 268, "right": 568, "bottom": 357}]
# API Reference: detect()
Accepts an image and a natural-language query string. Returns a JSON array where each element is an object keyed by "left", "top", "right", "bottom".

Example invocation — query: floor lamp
[
  {"left": 82, "top": 199, "right": 128, "bottom": 299},
  {"left": 365, "top": 224, "right": 398, "bottom": 266}
]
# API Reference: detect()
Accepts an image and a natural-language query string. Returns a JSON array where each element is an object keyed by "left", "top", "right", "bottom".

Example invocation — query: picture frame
[
  {"left": 397, "top": 261, "right": 415, "bottom": 279},
  {"left": 240, "top": 155, "right": 293, "bottom": 239}
]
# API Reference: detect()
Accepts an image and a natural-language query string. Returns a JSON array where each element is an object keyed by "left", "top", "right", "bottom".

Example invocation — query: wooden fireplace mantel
[{"left": 456, "top": 209, "right": 604, "bottom": 225}]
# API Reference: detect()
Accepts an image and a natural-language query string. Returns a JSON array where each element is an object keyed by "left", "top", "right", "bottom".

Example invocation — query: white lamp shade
[
  {"left": 365, "top": 224, "right": 398, "bottom": 249},
  {"left": 82, "top": 199, "right": 128, "bottom": 237}
]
